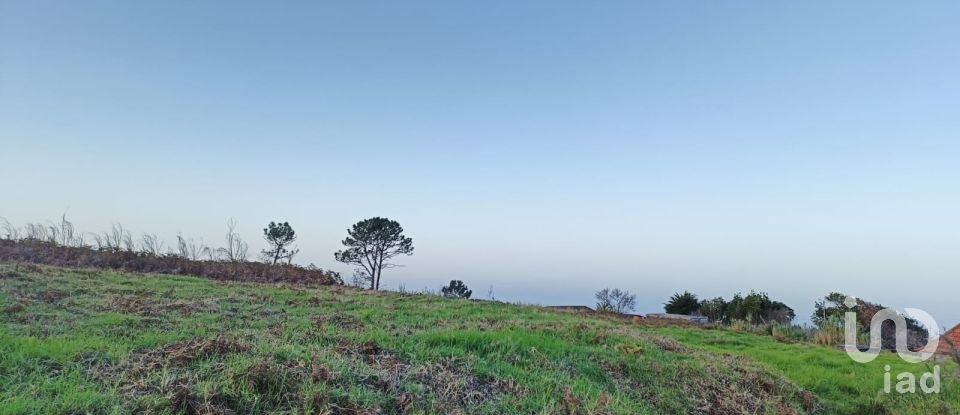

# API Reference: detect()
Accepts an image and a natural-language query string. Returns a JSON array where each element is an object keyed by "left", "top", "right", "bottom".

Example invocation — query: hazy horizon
[{"left": 3, "top": 1, "right": 959, "bottom": 327}]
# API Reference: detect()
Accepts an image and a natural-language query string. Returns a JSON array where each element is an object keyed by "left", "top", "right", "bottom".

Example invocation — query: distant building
[
  {"left": 938, "top": 324, "right": 960, "bottom": 354},
  {"left": 646, "top": 313, "right": 709, "bottom": 324},
  {"left": 545, "top": 306, "right": 645, "bottom": 321},
  {"left": 546, "top": 305, "right": 595, "bottom": 313}
]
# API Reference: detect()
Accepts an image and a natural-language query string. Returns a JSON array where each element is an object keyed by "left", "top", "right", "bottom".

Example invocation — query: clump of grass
[
  {"left": 728, "top": 319, "right": 849, "bottom": 346},
  {"left": 2, "top": 303, "right": 25, "bottom": 314},
  {"left": 650, "top": 336, "right": 685, "bottom": 352},
  {"left": 768, "top": 323, "right": 808, "bottom": 343},
  {"left": 811, "top": 324, "right": 845, "bottom": 346},
  {"left": 730, "top": 319, "right": 753, "bottom": 333},
  {"left": 232, "top": 359, "right": 306, "bottom": 404}
]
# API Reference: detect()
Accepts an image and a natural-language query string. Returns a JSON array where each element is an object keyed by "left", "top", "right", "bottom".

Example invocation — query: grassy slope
[
  {"left": 650, "top": 326, "right": 960, "bottom": 414},
  {"left": 0, "top": 264, "right": 953, "bottom": 414}
]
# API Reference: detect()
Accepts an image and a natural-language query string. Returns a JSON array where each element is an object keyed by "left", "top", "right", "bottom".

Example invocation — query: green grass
[
  {"left": 0, "top": 264, "right": 956, "bottom": 414},
  {"left": 649, "top": 326, "right": 959, "bottom": 414}
]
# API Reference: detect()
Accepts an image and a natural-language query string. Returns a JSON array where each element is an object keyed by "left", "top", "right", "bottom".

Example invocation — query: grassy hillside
[
  {"left": 650, "top": 327, "right": 959, "bottom": 414},
  {"left": 0, "top": 264, "right": 955, "bottom": 414}
]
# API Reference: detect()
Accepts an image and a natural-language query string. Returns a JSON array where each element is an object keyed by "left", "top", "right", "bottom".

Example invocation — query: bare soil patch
[{"left": 38, "top": 289, "right": 68, "bottom": 302}]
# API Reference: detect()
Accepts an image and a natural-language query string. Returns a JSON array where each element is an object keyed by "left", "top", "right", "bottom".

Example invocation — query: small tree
[
  {"left": 812, "top": 292, "right": 854, "bottom": 327},
  {"left": 217, "top": 218, "right": 248, "bottom": 262},
  {"left": 664, "top": 291, "right": 700, "bottom": 315},
  {"left": 699, "top": 297, "right": 728, "bottom": 323},
  {"left": 441, "top": 280, "right": 472, "bottom": 299},
  {"left": 595, "top": 288, "right": 637, "bottom": 314},
  {"left": 811, "top": 292, "right": 925, "bottom": 348},
  {"left": 262, "top": 221, "right": 298, "bottom": 265},
  {"left": 334, "top": 217, "right": 413, "bottom": 290},
  {"left": 727, "top": 291, "right": 795, "bottom": 324},
  {"left": 140, "top": 233, "right": 165, "bottom": 256},
  {"left": 176, "top": 233, "right": 211, "bottom": 260}
]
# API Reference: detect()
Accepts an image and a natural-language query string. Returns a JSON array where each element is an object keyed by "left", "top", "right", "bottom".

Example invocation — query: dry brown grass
[
  {"left": 169, "top": 383, "right": 236, "bottom": 415},
  {"left": 689, "top": 354, "right": 818, "bottom": 415},
  {"left": 107, "top": 293, "right": 218, "bottom": 316},
  {"left": 38, "top": 289, "right": 68, "bottom": 302},
  {"left": 811, "top": 325, "right": 844, "bottom": 346},
  {"left": 314, "top": 311, "right": 365, "bottom": 331},
  {"left": 650, "top": 336, "right": 685, "bottom": 352},
  {"left": 2, "top": 303, "right": 25, "bottom": 314},
  {"left": 0, "top": 239, "right": 339, "bottom": 285},
  {"left": 123, "top": 335, "right": 249, "bottom": 377}
]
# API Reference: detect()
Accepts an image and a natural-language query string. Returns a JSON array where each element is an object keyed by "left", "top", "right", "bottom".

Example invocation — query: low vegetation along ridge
[{"left": 0, "top": 217, "right": 341, "bottom": 286}]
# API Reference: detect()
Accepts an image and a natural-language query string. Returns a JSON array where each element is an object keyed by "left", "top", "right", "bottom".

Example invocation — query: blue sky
[{"left": 2, "top": 1, "right": 959, "bottom": 326}]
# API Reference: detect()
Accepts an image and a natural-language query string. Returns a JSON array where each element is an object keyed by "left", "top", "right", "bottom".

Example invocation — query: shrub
[
  {"left": 440, "top": 280, "right": 472, "bottom": 299},
  {"left": 727, "top": 291, "right": 795, "bottom": 324},
  {"left": 0, "top": 239, "right": 340, "bottom": 285}
]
